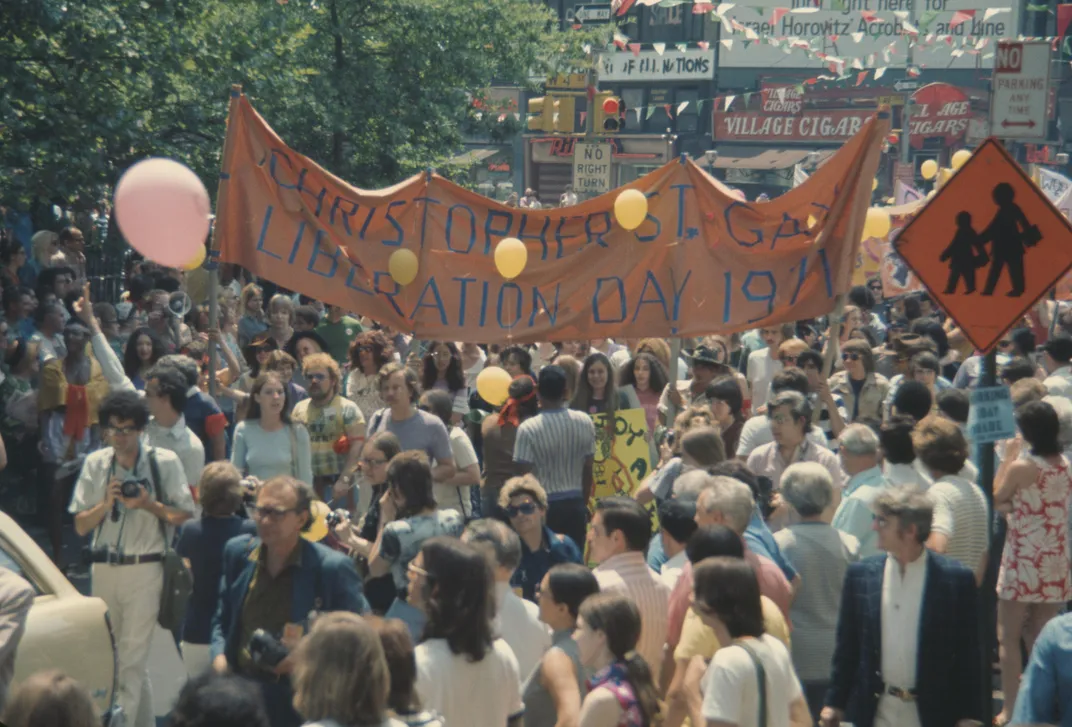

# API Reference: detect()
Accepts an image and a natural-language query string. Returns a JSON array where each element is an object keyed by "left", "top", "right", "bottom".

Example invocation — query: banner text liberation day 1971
[{"left": 213, "top": 94, "right": 888, "bottom": 343}]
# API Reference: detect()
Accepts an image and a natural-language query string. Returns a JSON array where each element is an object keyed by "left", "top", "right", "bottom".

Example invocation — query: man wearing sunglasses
[
  {"left": 499, "top": 475, "right": 582, "bottom": 602},
  {"left": 69, "top": 390, "right": 194, "bottom": 727},
  {"left": 291, "top": 353, "right": 365, "bottom": 508}
]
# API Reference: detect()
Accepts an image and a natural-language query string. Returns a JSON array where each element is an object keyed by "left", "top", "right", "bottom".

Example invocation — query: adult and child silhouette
[{"left": 940, "top": 182, "right": 1041, "bottom": 297}]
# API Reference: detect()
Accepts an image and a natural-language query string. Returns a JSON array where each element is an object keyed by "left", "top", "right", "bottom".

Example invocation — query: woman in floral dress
[{"left": 992, "top": 400, "right": 1072, "bottom": 727}]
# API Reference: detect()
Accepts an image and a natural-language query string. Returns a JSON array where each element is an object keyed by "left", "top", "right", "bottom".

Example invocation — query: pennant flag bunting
[
  {"left": 724, "top": 95, "right": 736, "bottom": 110},
  {"left": 874, "top": 66, "right": 887, "bottom": 79},
  {"left": 772, "top": 7, "right": 790, "bottom": 23},
  {"left": 856, "top": 70, "right": 868, "bottom": 86},
  {"left": 676, "top": 42, "right": 689, "bottom": 52},
  {"left": 902, "top": 20, "right": 918, "bottom": 34},
  {"left": 677, "top": 100, "right": 690, "bottom": 114},
  {"left": 720, "top": 38, "right": 734, "bottom": 50},
  {"left": 653, "top": 42, "right": 666, "bottom": 54},
  {"left": 646, "top": 105, "right": 657, "bottom": 119},
  {"left": 893, "top": 10, "right": 909, "bottom": 19},
  {"left": 983, "top": 6, "right": 1010, "bottom": 20},
  {"left": 628, "top": 42, "right": 642, "bottom": 56},
  {"left": 860, "top": 10, "right": 878, "bottom": 22},
  {"left": 697, "top": 40, "right": 710, "bottom": 49},
  {"left": 950, "top": 9, "right": 974, "bottom": 27},
  {"left": 714, "top": 2, "right": 735, "bottom": 15}
]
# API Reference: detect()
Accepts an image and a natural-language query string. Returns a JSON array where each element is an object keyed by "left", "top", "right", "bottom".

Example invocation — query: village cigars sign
[
  {"left": 713, "top": 109, "right": 875, "bottom": 143},
  {"left": 213, "top": 95, "right": 888, "bottom": 343}
]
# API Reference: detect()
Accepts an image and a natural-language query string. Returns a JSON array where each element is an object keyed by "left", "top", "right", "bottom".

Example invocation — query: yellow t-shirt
[{"left": 674, "top": 595, "right": 790, "bottom": 662}]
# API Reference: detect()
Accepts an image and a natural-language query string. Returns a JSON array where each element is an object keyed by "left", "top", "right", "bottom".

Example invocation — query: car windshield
[{"left": 0, "top": 541, "right": 44, "bottom": 596}]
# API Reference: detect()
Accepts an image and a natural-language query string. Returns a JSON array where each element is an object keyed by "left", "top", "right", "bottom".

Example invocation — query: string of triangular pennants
[{"left": 601, "top": 4, "right": 1071, "bottom": 79}]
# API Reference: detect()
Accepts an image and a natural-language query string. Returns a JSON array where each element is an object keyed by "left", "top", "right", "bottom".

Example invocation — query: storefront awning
[
  {"left": 712, "top": 149, "right": 815, "bottom": 170},
  {"left": 447, "top": 147, "right": 501, "bottom": 166}
]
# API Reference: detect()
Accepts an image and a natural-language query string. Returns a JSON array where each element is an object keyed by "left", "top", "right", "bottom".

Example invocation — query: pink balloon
[{"left": 114, "top": 158, "right": 211, "bottom": 267}]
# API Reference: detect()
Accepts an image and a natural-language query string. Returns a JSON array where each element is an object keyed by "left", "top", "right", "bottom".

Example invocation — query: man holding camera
[
  {"left": 69, "top": 390, "right": 195, "bottom": 727},
  {"left": 210, "top": 475, "right": 368, "bottom": 727}
]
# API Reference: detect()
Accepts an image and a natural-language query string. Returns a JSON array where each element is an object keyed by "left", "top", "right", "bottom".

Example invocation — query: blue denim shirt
[
  {"left": 510, "top": 525, "right": 583, "bottom": 601},
  {"left": 1012, "top": 612, "right": 1072, "bottom": 726},
  {"left": 745, "top": 507, "right": 798, "bottom": 582}
]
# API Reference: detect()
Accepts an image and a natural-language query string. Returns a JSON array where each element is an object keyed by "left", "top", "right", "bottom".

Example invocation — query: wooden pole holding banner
[
  {"left": 666, "top": 337, "right": 682, "bottom": 425},
  {"left": 205, "top": 84, "right": 243, "bottom": 398},
  {"left": 822, "top": 295, "right": 847, "bottom": 380}
]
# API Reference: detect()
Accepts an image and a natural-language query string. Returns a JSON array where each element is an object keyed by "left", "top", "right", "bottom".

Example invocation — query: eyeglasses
[
  {"left": 506, "top": 502, "right": 539, "bottom": 518},
  {"left": 356, "top": 345, "right": 372, "bottom": 353},
  {"left": 780, "top": 355, "right": 798, "bottom": 365},
  {"left": 998, "top": 340, "right": 1013, "bottom": 348},
  {"left": 408, "top": 562, "right": 430, "bottom": 578},
  {"left": 841, "top": 352, "right": 861, "bottom": 362},
  {"left": 306, "top": 372, "right": 329, "bottom": 382},
  {"left": 107, "top": 426, "right": 141, "bottom": 436},
  {"left": 361, "top": 457, "right": 388, "bottom": 467},
  {"left": 250, "top": 505, "right": 297, "bottom": 520}
]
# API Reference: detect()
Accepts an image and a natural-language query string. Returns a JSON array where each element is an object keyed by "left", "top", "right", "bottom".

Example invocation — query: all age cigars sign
[
  {"left": 713, "top": 109, "right": 875, "bottom": 143},
  {"left": 598, "top": 49, "right": 715, "bottom": 82},
  {"left": 214, "top": 94, "right": 888, "bottom": 343}
]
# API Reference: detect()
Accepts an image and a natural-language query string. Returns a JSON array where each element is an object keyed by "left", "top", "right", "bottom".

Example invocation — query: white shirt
[
  {"left": 493, "top": 581, "right": 551, "bottom": 681},
  {"left": 433, "top": 427, "right": 478, "bottom": 517},
  {"left": 462, "top": 347, "right": 487, "bottom": 391},
  {"left": 877, "top": 551, "right": 927, "bottom": 727},
  {"left": 1044, "top": 365, "right": 1072, "bottom": 398},
  {"left": 146, "top": 415, "right": 205, "bottom": 487},
  {"left": 747, "top": 349, "right": 783, "bottom": 410},
  {"left": 594, "top": 551, "right": 671, "bottom": 682},
  {"left": 928, "top": 474, "right": 990, "bottom": 574},
  {"left": 660, "top": 548, "right": 688, "bottom": 591},
  {"left": 69, "top": 445, "right": 194, "bottom": 555},
  {"left": 883, "top": 462, "right": 930, "bottom": 489},
  {"left": 735, "top": 415, "right": 831, "bottom": 458},
  {"left": 415, "top": 637, "right": 523, "bottom": 727},
  {"left": 701, "top": 634, "right": 803, "bottom": 727}
]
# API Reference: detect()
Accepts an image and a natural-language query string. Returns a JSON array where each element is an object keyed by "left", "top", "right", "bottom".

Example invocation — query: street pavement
[{"left": 26, "top": 521, "right": 186, "bottom": 727}]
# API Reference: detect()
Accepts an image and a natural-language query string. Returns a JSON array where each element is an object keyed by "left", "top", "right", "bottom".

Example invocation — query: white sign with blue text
[{"left": 968, "top": 386, "right": 1017, "bottom": 444}]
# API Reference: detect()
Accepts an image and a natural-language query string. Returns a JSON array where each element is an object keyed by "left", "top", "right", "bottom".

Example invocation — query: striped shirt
[
  {"left": 513, "top": 408, "right": 596, "bottom": 500},
  {"left": 928, "top": 474, "right": 990, "bottom": 573},
  {"left": 594, "top": 551, "right": 671, "bottom": 683}
]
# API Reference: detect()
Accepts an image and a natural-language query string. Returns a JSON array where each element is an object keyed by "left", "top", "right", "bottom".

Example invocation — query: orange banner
[{"left": 214, "top": 95, "right": 888, "bottom": 343}]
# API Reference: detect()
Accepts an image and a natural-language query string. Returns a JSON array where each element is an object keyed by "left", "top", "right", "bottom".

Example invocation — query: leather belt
[
  {"left": 90, "top": 552, "right": 164, "bottom": 565},
  {"left": 885, "top": 685, "right": 917, "bottom": 701}
]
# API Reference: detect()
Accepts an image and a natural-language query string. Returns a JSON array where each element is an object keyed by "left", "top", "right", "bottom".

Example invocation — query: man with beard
[{"left": 290, "top": 353, "right": 366, "bottom": 507}]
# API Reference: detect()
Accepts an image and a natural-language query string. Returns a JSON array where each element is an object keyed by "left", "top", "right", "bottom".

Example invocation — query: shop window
[
  {"left": 644, "top": 89, "right": 673, "bottom": 134},
  {"left": 675, "top": 89, "right": 700, "bottom": 134},
  {"left": 621, "top": 88, "right": 644, "bottom": 132},
  {"left": 642, "top": 5, "right": 688, "bottom": 43}
]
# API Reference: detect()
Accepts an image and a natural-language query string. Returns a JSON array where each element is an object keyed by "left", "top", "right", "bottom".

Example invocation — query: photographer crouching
[
  {"left": 69, "top": 390, "right": 195, "bottom": 727},
  {"left": 210, "top": 474, "right": 370, "bottom": 727}
]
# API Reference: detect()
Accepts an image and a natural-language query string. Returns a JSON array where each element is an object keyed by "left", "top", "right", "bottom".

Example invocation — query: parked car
[{"left": 0, "top": 510, "right": 118, "bottom": 721}]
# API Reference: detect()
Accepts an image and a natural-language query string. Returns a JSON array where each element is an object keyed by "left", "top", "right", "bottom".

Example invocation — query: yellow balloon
[
  {"left": 936, "top": 167, "right": 954, "bottom": 189},
  {"left": 871, "top": 178, "right": 878, "bottom": 191},
  {"left": 807, "top": 214, "right": 818, "bottom": 229},
  {"left": 302, "top": 500, "right": 331, "bottom": 542},
  {"left": 494, "top": 237, "right": 527, "bottom": 280},
  {"left": 388, "top": 249, "right": 419, "bottom": 286},
  {"left": 476, "top": 366, "right": 512, "bottom": 406},
  {"left": 920, "top": 159, "right": 938, "bottom": 180},
  {"left": 863, "top": 207, "right": 891, "bottom": 239},
  {"left": 951, "top": 149, "right": 971, "bottom": 170},
  {"left": 182, "top": 245, "right": 206, "bottom": 271},
  {"left": 614, "top": 189, "right": 648, "bottom": 230}
]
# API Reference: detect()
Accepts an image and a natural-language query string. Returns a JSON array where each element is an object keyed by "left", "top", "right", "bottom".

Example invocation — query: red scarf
[
  {"left": 63, "top": 384, "right": 90, "bottom": 438},
  {"left": 498, "top": 380, "right": 537, "bottom": 428}
]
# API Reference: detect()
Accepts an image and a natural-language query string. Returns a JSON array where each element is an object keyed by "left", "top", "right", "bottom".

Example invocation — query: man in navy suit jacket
[
  {"left": 821, "top": 485, "right": 985, "bottom": 727},
  {"left": 210, "top": 476, "right": 368, "bottom": 727}
]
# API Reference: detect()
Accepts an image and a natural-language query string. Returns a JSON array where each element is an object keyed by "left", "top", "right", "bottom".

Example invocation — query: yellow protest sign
[{"left": 589, "top": 408, "right": 653, "bottom": 505}]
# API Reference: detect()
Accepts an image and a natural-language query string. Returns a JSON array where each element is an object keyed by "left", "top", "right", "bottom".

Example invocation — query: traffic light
[
  {"left": 595, "top": 92, "right": 624, "bottom": 134},
  {"left": 528, "top": 96, "right": 554, "bottom": 132},
  {"left": 553, "top": 95, "right": 575, "bottom": 133}
]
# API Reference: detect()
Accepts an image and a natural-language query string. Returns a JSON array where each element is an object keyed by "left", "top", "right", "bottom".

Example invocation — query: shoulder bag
[
  {"left": 149, "top": 450, "right": 194, "bottom": 633},
  {"left": 736, "top": 639, "right": 768, "bottom": 727}
]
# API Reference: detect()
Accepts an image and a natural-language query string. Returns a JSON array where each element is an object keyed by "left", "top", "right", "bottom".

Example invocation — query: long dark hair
[
  {"left": 242, "top": 335, "right": 279, "bottom": 378},
  {"left": 349, "top": 330, "right": 392, "bottom": 374},
  {"left": 122, "top": 327, "right": 165, "bottom": 378},
  {"left": 421, "top": 340, "right": 466, "bottom": 393},
  {"left": 247, "top": 371, "right": 292, "bottom": 424},
  {"left": 692, "top": 556, "right": 765, "bottom": 639},
  {"left": 387, "top": 451, "right": 437, "bottom": 519},
  {"left": 571, "top": 351, "right": 620, "bottom": 417},
  {"left": 418, "top": 537, "right": 495, "bottom": 662},
  {"left": 578, "top": 593, "right": 661, "bottom": 727},
  {"left": 619, "top": 352, "right": 668, "bottom": 395}
]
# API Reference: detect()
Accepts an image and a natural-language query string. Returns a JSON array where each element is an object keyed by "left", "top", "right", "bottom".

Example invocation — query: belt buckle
[
  {"left": 889, "top": 686, "right": 915, "bottom": 702},
  {"left": 106, "top": 551, "right": 122, "bottom": 566}
]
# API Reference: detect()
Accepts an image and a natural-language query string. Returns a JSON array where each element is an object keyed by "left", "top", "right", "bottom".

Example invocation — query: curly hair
[
  {"left": 349, "top": 330, "right": 393, "bottom": 374},
  {"left": 418, "top": 537, "right": 496, "bottom": 662},
  {"left": 122, "top": 327, "right": 166, "bottom": 379},
  {"left": 619, "top": 352, "right": 668, "bottom": 395}
]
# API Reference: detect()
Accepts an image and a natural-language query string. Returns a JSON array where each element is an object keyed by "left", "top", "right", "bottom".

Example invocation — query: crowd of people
[{"left": 3, "top": 222, "right": 1072, "bottom": 727}]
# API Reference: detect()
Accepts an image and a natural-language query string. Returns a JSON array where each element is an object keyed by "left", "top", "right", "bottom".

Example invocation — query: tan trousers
[{"left": 92, "top": 562, "right": 162, "bottom": 727}]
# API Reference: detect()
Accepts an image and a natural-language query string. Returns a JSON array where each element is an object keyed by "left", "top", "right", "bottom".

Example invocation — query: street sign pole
[{"left": 896, "top": 80, "right": 919, "bottom": 166}]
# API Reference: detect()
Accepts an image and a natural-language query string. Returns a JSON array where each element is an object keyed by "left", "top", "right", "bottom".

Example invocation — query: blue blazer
[
  {"left": 210, "top": 535, "right": 369, "bottom": 662},
  {"left": 825, "top": 552, "right": 984, "bottom": 727}
]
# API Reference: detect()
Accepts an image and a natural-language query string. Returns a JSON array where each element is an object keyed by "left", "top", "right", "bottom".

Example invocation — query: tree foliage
[{"left": 0, "top": 0, "right": 606, "bottom": 213}]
